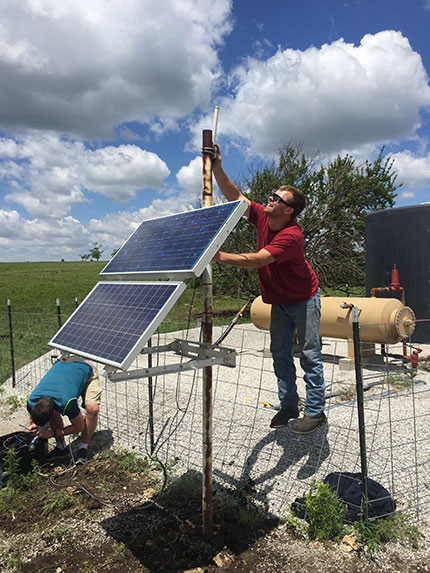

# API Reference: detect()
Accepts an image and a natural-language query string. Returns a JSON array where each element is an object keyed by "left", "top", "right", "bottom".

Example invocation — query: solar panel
[
  {"left": 100, "top": 200, "right": 247, "bottom": 279},
  {"left": 49, "top": 281, "right": 186, "bottom": 370}
]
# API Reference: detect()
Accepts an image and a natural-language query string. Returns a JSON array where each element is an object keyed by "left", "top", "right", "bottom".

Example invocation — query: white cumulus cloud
[
  {"left": 391, "top": 149, "right": 430, "bottom": 187},
  {"left": 0, "top": 209, "right": 91, "bottom": 261},
  {"left": 176, "top": 156, "right": 204, "bottom": 197},
  {"left": 192, "top": 31, "right": 430, "bottom": 157},
  {"left": 0, "top": 134, "right": 170, "bottom": 217},
  {"left": 0, "top": 0, "right": 233, "bottom": 138}
]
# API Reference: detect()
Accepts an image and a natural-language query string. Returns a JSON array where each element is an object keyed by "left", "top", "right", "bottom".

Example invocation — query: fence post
[
  {"left": 202, "top": 127, "right": 214, "bottom": 538},
  {"left": 148, "top": 337, "right": 155, "bottom": 455},
  {"left": 352, "top": 304, "right": 369, "bottom": 519},
  {"left": 7, "top": 299, "right": 16, "bottom": 388},
  {"left": 75, "top": 297, "right": 79, "bottom": 309},
  {"left": 56, "top": 298, "right": 62, "bottom": 329}
]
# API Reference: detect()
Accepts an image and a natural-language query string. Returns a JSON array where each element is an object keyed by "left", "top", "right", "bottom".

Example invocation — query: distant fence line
[{"left": 0, "top": 298, "right": 81, "bottom": 386}]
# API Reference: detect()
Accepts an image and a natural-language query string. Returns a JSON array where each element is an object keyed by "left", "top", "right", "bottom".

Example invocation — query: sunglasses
[{"left": 269, "top": 190, "right": 294, "bottom": 210}]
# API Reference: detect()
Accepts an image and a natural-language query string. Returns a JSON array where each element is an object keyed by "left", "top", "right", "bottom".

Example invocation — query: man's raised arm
[{"left": 213, "top": 147, "right": 251, "bottom": 216}]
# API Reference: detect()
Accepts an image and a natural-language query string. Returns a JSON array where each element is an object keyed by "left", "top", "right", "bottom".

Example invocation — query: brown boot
[{"left": 292, "top": 413, "right": 327, "bottom": 434}]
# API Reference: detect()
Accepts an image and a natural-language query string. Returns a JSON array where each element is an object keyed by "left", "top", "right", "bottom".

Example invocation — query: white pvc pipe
[{"left": 212, "top": 106, "right": 219, "bottom": 145}]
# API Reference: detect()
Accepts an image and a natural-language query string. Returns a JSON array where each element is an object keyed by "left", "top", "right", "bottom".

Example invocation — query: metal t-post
[
  {"left": 351, "top": 304, "right": 369, "bottom": 519},
  {"left": 56, "top": 298, "right": 62, "bottom": 329},
  {"left": 7, "top": 299, "right": 16, "bottom": 388},
  {"left": 202, "top": 128, "right": 214, "bottom": 537},
  {"left": 148, "top": 337, "right": 155, "bottom": 455}
]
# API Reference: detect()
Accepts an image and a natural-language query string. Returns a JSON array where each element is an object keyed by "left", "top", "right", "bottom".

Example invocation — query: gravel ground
[{"left": 2, "top": 323, "right": 430, "bottom": 571}]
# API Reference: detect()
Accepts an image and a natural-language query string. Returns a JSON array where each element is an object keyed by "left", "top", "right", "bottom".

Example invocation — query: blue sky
[{"left": 1, "top": 0, "right": 430, "bottom": 262}]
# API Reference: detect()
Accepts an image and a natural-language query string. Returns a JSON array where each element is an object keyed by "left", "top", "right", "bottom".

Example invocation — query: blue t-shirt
[{"left": 27, "top": 360, "right": 93, "bottom": 420}]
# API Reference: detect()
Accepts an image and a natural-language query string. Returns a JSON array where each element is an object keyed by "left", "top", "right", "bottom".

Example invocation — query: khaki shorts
[
  {"left": 83, "top": 366, "right": 102, "bottom": 406},
  {"left": 60, "top": 355, "right": 102, "bottom": 406}
]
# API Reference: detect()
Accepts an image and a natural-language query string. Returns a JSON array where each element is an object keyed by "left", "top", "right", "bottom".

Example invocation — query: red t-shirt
[{"left": 248, "top": 202, "right": 319, "bottom": 305}]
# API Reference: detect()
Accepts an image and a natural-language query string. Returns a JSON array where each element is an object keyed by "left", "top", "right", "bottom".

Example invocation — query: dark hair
[
  {"left": 279, "top": 184, "right": 306, "bottom": 218},
  {"left": 31, "top": 397, "right": 55, "bottom": 426}
]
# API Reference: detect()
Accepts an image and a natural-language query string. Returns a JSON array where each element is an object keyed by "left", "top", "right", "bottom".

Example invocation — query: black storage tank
[{"left": 365, "top": 204, "right": 430, "bottom": 342}]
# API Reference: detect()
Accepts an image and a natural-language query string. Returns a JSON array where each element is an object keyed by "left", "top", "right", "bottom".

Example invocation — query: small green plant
[
  {"left": 303, "top": 481, "right": 347, "bottom": 541},
  {"left": 337, "top": 385, "right": 356, "bottom": 402},
  {"left": 5, "top": 395, "right": 22, "bottom": 413},
  {"left": 100, "top": 448, "right": 145, "bottom": 471},
  {"left": 0, "top": 455, "right": 41, "bottom": 523},
  {"left": 1, "top": 448, "right": 25, "bottom": 490},
  {"left": 41, "top": 489, "right": 74, "bottom": 516},
  {"left": 98, "top": 448, "right": 161, "bottom": 484},
  {"left": 162, "top": 471, "right": 202, "bottom": 504},
  {"left": 54, "top": 524, "right": 73, "bottom": 540},
  {"left": 418, "top": 355, "right": 430, "bottom": 372},
  {"left": 353, "top": 512, "right": 420, "bottom": 553},
  {"left": 6, "top": 545, "right": 25, "bottom": 571},
  {"left": 214, "top": 493, "right": 266, "bottom": 530},
  {"left": 387, "top": 372, "right": 412, "bottom": 389}
]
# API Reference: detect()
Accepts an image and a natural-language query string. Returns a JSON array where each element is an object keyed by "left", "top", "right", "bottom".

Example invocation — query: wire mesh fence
[{"left": 2, "top": 309, "right": 430, "bottom": 521}]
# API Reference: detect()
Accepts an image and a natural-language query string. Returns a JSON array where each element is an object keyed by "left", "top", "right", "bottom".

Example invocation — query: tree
[
  {"left": 79, "top": 253, "right": 90, "bottom": 261},
  {"left": 89, "top": 242, "right": 103, "bottom": 262},
  {"left": 214, "top": 145, "right": 399, "bottom": 297}
]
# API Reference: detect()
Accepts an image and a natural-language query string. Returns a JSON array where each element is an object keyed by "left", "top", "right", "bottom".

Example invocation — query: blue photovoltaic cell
[
  {"left": 100, "top": 200, "right": 246, "bottom": 279},
  {"left": 49, "top": 281, "right": 185, "bottom": 370}
]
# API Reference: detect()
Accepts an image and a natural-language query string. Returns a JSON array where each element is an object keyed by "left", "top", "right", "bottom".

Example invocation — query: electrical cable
[{"left": 36, "top": 437, "right": 169, "bottom": 511}]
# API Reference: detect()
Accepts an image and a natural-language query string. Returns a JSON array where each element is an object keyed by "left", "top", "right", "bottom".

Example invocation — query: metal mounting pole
[
  {"left": 56, "top": 298, "right": 62, "bottom": 329},
  {"left": 7, "top": 299, "right": 16, "bottom": 388},
  {"left": 351, "top": 305, "right": 369, "bottom": 519},
  {"left": 202, "top": 127, "right": 214, "bottom": 538},
  {"left": 148, "top": 337, "right": 155, "bottom": 455}
]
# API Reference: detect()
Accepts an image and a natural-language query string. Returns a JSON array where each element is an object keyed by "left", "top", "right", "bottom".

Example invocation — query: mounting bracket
[{"left": 105, "top": 339, "right": 236, "bottom": 381}]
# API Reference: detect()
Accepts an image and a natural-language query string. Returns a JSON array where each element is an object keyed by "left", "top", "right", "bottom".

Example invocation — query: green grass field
[
  {"left": 0, "top": 261, "right": 365, "bottom": 385},
  {"left": 0, "top": 261, "right": 106, "bottom": 314},
  {"left": 0, "top": 261, "right": 248, "bottom": 385}
]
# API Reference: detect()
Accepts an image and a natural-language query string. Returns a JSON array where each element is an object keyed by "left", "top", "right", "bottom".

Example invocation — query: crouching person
[{"left": 27, "top": 356, "right": 102, "bottom": 463}]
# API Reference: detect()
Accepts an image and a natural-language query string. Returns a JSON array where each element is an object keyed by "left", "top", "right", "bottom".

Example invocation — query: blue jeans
[{"left": 270, "top": 290, "right": 325, "bottom": 417}]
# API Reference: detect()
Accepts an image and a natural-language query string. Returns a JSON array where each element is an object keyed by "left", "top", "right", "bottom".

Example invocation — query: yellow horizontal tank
[{"left": 250, "top": 296, "right": 415, "bottom": 344}]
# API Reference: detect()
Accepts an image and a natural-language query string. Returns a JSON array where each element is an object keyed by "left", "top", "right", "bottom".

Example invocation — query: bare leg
[{"left": 81, "top": 404, "right": 99, "bottom": 445}]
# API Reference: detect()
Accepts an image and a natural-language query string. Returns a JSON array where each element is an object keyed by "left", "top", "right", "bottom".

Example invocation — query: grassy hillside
[
  {"left": 0, "top": 261, "right": 247, "bottom": 316},
  {"left": 0, "top": 261, "right": 106, "bottom": 314},
  {"left": 0, "top": 262, "right": 248, "bottom": 384}
]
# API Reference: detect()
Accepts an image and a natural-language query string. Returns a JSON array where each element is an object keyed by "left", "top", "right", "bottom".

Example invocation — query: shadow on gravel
[{"left": 214, "top": 422, "right": 330, "bottom": 502}]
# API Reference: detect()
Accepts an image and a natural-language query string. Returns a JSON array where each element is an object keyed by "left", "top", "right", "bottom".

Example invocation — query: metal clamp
[{"left": 201, "top": 146, "right": 217, "bottom": 160}]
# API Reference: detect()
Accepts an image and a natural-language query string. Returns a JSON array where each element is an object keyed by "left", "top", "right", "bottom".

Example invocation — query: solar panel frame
[
  {"left": 99, "top": 200, "right": 248, "bottom": 280},
  {"left": 49, "top": 281, "right": 186, "bottom": 370}
]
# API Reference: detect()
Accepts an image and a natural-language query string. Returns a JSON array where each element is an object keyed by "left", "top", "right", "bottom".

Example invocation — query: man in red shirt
[{"left": 213, "top": 148, "right": 326, "bottom": 434}]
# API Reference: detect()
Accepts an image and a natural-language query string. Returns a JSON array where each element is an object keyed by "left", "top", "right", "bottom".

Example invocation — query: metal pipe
[
  {"left": 147, "top": 337, "right": 155, "bottom": 455},
  {"left": 202, "top": 127, "right": 214, "bottom": 538},
  {"left": 213, "top": 299, "right": 251, "bottom": 347},
  {"left": 56, "top": 298, "right": 62, "bottom": 330},
  {"left": 370, "top": 285, "right": 405, "bottom": 304},
  {"left": 7, "top": 299, "right": 16, "bottom": 388},
  {"left": 350, "top": 304, "right": 369, "bottom": 520},
  {"left": 370, "top": 266, "right": 407, "bottom": 356}
]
